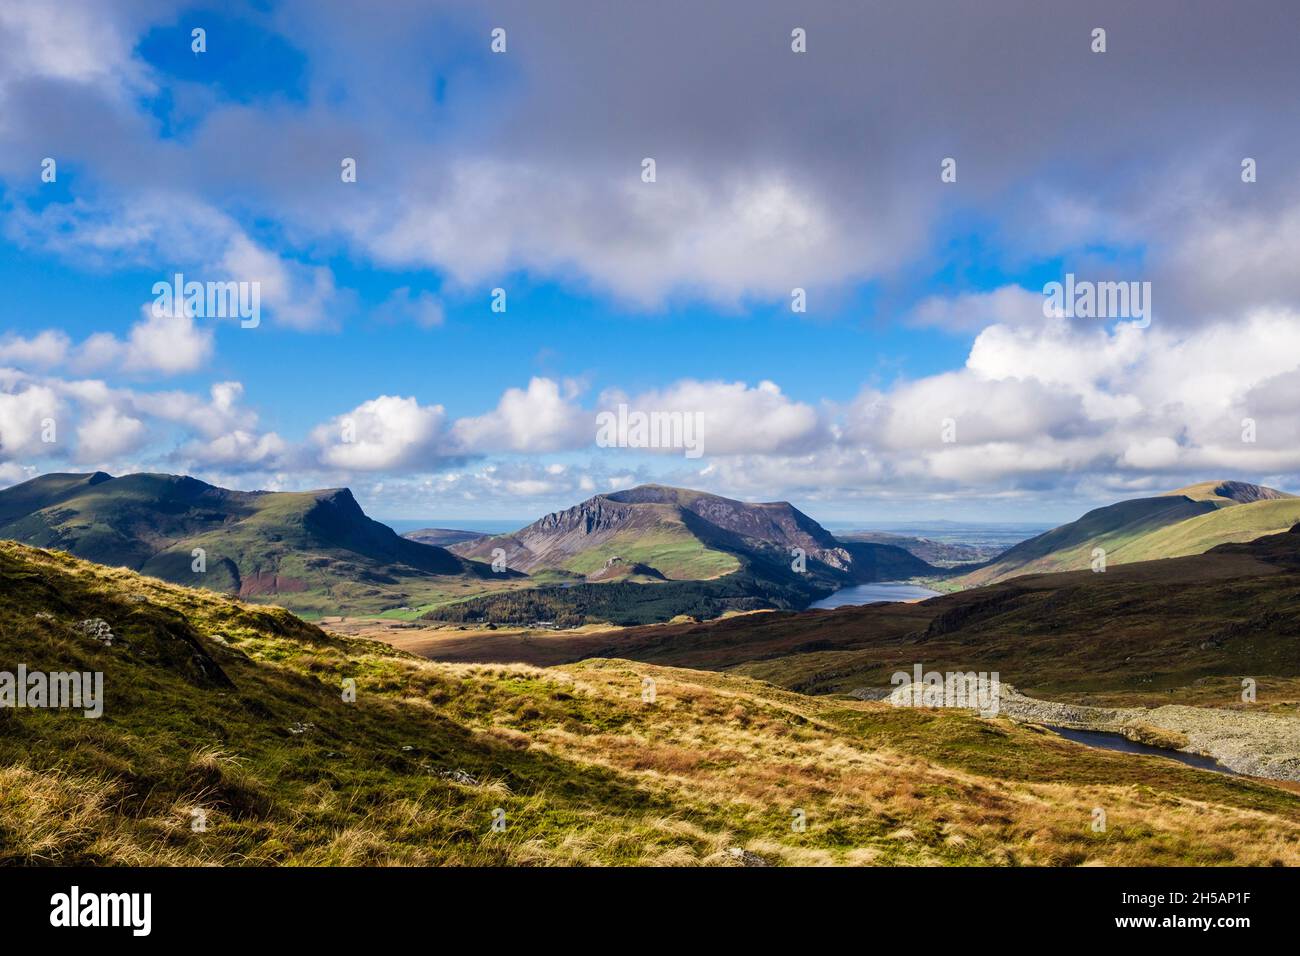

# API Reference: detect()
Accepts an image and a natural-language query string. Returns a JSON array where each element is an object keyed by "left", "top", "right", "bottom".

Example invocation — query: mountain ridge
[
  {"left": 417, "top": 483, "right": 932, "bottom": 625},
  {"left": 953, "top": 480, "right": 1298, "bottom": 587},
  {"left": 0, "top": 471, "right": 502, "bottom": 615},
  {"left": 449, "top": 483, "right": 907, "bottom": 583}
]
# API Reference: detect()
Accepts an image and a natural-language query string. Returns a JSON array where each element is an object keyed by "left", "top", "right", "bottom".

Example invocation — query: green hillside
[
  {"left": 4, "top": 540, "right": 1298, "bottom": 866},
  {"left": 434, "top": 485, "right": 933, "bottom": 624},
  {"left": 548, "top": 519, "right": 741, "bottom": 580},
  {"left": 448, "top": 489, "right": 770, "bottom": 581},
  {"left": 1109, "top": 497, "right": 1300, "bottom": 564},
  {"left": 954, "top": 480, "right": 1295, "bottom": 587},
  {"left": 554, "top": 524, "right": 1300, "bottom": 707},
  {"left": 0, "top": 472, "right": 504, "bottom": 617},
  {"left": 451, "top": 483, "right": 931, "bottom": 586}
]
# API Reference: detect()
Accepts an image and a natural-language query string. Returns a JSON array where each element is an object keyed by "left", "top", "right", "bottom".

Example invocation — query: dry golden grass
[{"left": 4, "top": 540, "right": 1300, "bottom": 866}]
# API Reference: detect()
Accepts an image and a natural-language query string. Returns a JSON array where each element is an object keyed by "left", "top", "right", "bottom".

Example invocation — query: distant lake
[{"left": 810, "top": 582, "right": 942, "bottom": 609}]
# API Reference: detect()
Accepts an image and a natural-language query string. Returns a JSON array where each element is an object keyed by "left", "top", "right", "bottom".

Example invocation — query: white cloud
[
  {"left": 75, "top": 306, "right": 215, "bottom": 376},
  {"left": 373, "top": 287, "right": 445, "bottom": 329},
  {"left": 0, "top": 380, "right": 60, "bottom": 460},
  {"left": 154, "top": 381, "right": 287, "bottom": 471},
  {"left": 452, "top": 377, "right": 587, "bottom": 454},
  {"left": 0, "top": 461, "right": 36, "bottom": 487},
  {"left": 0, "top": 330, "right": 69, "bottom": 368},
  {"left": 360, "top": 162, "right": 897, "bottom": 307},
  {"left": 910, "top": 285, "right": 1045, "bottom": 334},
  {"left": 74, "top": 404, "right": 147, "bottom": 462},
  {"left": 220, "top": 234, "right": 342, "bottom": 331},
  {"left": 312, "top": 395, "right": 450, "bottom": 470},
  {"left": 0, "top": 0, "right": 152, "bottom": 111},
  {"left": 3, "top": 308, "right": 214, "bottom": 380},
  {"left": 599, "top": 379, "right": 825, "bottom": 456},
  {"left": 850, "top": 371, "right": 1091, "bottom": 453},
  {"left": 1119, "top": 436, "right": 1182, "bottom": 471},
  {"left": 180, "top": 429, "right": 287, "bottom": 468},
  {"left": 4, "top": 197, "right": 345, "bottom": 333}
]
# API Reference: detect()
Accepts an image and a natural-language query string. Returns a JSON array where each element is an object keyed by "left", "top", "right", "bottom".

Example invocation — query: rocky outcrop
[
  {"left": 450, "top": 483, "right": 935, "bottom": 584},
  {"left": 1209, "top": 480, "right": 1294, "bottom": 504},
  {"left": 849, "top": 682, "right": 1300, "bottom": 781},
  {"left": 995, "top": 686, "right": 1300, "bottom": 781}
]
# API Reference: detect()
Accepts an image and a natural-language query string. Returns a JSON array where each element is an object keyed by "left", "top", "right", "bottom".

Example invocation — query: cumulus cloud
[
  {"left": 0, "top": 330, "right": 70, "bottom": 368},
  {"left": 452, "top": 377, "right": 587, "bottom": 454},
  {"left": 0, "top": 369, "right": 289, "bottom": 480},
  {"left": 849, "top": 371, "right": 1093, "bottom": 453},
  {"left": 2, "top": 1, "right": 1300, "bottom": 516},
  {"left": 821, "top": 308, "right": 1300, "bottom": 492},
  {"left": 312, "top": 395, "right": 452, "bottom": 471},
  {"left": 363, "top": 162, "right": 889, "bottom": 307},
  {"left": 910, "top": 286, "right": 1046, "bottom": 334},
  {"left": 1, "top": 308, "right": 214, "bottom": 380},
  {"left": 607, "top": 379, "right": 827, "bottom": 457},
  {"left": 10, "top": 1, "right": 1292, "bottom": 315},
  {"left": 74, "top": 404, "right": 147, "bottom": 462},
  {"left": 311, "top": 377, "right": 829, "bottom": 465},
  {"left": 0, "top": 379, "right": 60, "bottom": 460},
  {"left": 177, "top": 426, "right": 288, "bottom": 470},
  {"left": 76, "top": 306, "right": 214, "bottom": 376}
]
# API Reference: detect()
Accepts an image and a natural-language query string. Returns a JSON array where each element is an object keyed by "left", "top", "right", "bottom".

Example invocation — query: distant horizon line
[{"left": 377, "top": 516, "right": 1053, "bottom": 531}]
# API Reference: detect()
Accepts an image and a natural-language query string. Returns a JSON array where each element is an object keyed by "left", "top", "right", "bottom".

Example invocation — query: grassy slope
[
  {"left": 5, "top": 541, "right": 1300, "bottom": 866},
  {"left": 727, "top": 555, "right": 1300, "bottom": 703},
  {"left": 0, "top": 473, "right": 509, "bottom": 618},
  {"left": 955, "top": 483, "right": 1296, "bottom": 588},
  {"left": 1110, "top": 498, "right": 1300, "bottom": 564},
  {"left": 555, "top": 525, "right": 740, "bottom": 580},
  {"left": 431, "top": 530, "right": 1300, "bottom": 712},
  {"left": 778, "top": 555, "right": 1298, "bottom": 705},
  {"left": 455, "top": 504, "right": 742, "bottom": 582},
  {"left": 954, "top": 496, "right": 1216, "bottom": 587}
]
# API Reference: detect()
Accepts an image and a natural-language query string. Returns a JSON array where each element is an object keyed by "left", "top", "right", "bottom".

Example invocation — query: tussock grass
[{"left": 3, "top": 541, "right": 1299, "bottom": 866}]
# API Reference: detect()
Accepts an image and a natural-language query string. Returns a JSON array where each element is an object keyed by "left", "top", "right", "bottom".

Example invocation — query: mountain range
[
  {"left": 4, "top": 471, "right": 1300, "bottom": 626},
  {"left": 0, "top": 471, "right": 502, "bottom": 617},
  {"left": 433, "top": 515, "right": 1300, "bottom": 712},
  {"left": 448, "top": 484, "right": 921, "bottom": 582},
  {"left": 0, "top": 473, "right": 931, "bottom": 624},
  {"left": 5, "top": 468, "right": 1300, "bottom": 866},
  {"left": 835, "top": 530, "right": 1000, "bottom": 567},
  {"left": 416, "top": 484, "right": 932, "bottom": 624}
]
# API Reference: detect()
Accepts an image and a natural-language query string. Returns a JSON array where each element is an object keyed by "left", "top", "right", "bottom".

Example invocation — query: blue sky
[{"left": 2, "top": 1, "right": 1299, "bottom": 525}]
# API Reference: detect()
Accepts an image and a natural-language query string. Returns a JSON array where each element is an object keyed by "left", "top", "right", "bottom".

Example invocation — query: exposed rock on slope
[{"left": 451, "top": 483, "right": 927, "bottom": 584}]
